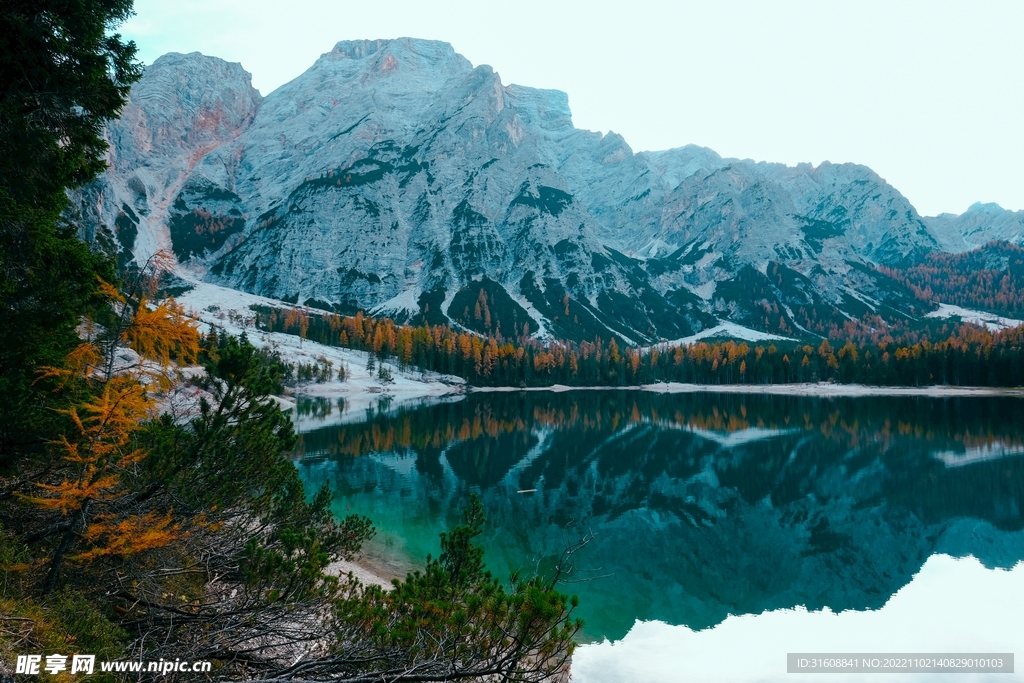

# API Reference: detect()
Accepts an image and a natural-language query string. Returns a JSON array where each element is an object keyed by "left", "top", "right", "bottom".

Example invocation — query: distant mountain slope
[
  {"left": 924, "top": 202, "right": 1024, "bottom": 253},
  {"left": 75, "top": 38, "right": 1017, "bottom": 343},
  {"left": 883, "top": 241, "right": 1024, "bottom": 318}
]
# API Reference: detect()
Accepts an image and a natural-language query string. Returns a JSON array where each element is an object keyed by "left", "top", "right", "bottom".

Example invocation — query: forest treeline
[
  {"left": 254, "top": 304, "right": 1024, "bottom": 388},
  {"left": 881, "top": 241, "right": 1024, "bottom": 318}
]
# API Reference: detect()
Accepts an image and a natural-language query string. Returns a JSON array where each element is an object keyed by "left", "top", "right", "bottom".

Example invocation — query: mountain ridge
[{"left": 75, "top": 38, "right": 1024, "bottom": 344}]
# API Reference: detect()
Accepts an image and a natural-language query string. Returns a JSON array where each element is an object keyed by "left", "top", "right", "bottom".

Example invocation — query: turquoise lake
[{"left": 294, "top": 391, "right": 1024, "bottom": 682}]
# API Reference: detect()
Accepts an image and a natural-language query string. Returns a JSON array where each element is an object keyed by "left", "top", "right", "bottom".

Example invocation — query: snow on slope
[
  {"left": 651, "top": 322, "right": 795, "bottom": 348},
  {"left": 370, "top": 287, "right": 421, "bottom": 319},
  {"left": 174, "top": 281, "right": 465, "bottom": 427},
  {"left": 925, "top": 304, "right": 1024, "bottom": 331}
]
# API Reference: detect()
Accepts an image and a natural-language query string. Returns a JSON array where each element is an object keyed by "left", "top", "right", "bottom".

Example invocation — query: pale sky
[{"left": 121, "top": 0, "right": 1024, "bottom": 218}]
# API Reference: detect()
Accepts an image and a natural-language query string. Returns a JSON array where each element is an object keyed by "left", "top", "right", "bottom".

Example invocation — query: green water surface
[{"left": 294, "top": 391, "right": 1024, "bottom": 641}]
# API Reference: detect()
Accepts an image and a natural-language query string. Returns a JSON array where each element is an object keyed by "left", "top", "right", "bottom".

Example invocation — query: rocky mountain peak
[
  {"left": 76, "top": 39, "right": 1021, "bottom": 344},
  {"left": 81, "top": 51, "right": 261, "bottom": 264},
  {"left": 966, "top": 201, "right": 1007, "bottom": 215},
  {"left": 327, "top": 37, "right": 465, "bottom": 65},
  {"left": 114, "top": 51, "right": 262, "bottom": 157},
  {"left": 307, "top": 37, "right": 474, "bottom": 91}
]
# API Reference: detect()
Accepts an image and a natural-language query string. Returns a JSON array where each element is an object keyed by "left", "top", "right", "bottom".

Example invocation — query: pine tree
[{"left": 1, "top": 0, "right": 142, "bottom": 457}]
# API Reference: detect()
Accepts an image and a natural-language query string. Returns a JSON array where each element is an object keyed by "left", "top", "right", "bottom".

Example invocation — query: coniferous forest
[
  {"left": 253, "top": 304, "right": 1024, "bottom": 388},
  {"left": 881, "top": 242, "right": 1024, "bottom": 318}
]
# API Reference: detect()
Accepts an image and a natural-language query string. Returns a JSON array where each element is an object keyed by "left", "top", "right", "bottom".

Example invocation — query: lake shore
[
  {"left": 470, "top": 381, "right": 1024, "bottom": 398},
  {"left": 177, "top": 283, "right": 1024, "bottom": 405},
  {"left": 329, "top": 557, "right": 400, "bottom": 590},
  {"left": 329, "top": 544, "right": 414, "bottom": 590}
]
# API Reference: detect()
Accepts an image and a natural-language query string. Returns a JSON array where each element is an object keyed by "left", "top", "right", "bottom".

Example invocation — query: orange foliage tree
[{"left": 25, "top": 257, "right": 199, "bottom": 591}]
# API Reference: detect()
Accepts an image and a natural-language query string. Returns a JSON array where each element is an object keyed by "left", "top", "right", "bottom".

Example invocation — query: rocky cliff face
[
  {"left": 925, "top": 202, "right": 1024, "bottom": 253},
  {"left": 78, "top": 38, "right": 1015, "bottom": 343},
  {"left": 76, "top": 52, "right": 262, "bottom": 268}
]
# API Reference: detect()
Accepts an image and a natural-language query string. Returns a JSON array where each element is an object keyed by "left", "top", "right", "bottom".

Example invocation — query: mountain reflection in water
[{"left": 294, "top": 391, "right": 1024, "bottom": 641}]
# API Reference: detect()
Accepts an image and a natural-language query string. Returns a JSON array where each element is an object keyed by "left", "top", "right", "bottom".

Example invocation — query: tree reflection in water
[{"left": 296, "top": 392, "right": 1024, "bottom": 640}]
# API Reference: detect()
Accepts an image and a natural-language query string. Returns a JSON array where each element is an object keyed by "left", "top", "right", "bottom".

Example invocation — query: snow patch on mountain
[
  {"left": 174, "top": 281, "right": 465, "bottom": 416},
  {"left": 509, "top": 293, "right": 553, "bottom": 341},
  {"left": 371, "top": 288, "right": 421, "bottom": 318},
  {"left": 925, "top": 304, "right": 1024, "bottom": 331},
  {"left": 654, "top": 322, "right": 795, "bottom": 347}
]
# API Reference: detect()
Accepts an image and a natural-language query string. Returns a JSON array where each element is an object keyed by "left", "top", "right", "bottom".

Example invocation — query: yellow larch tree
[{"left": 24, "top": 256, "right": 199, "bottom": 591}]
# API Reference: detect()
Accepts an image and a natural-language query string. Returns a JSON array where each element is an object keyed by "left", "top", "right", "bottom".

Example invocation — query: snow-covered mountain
[{"left": 77, "top": 38, "right": 1017, "bottom": 344}]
